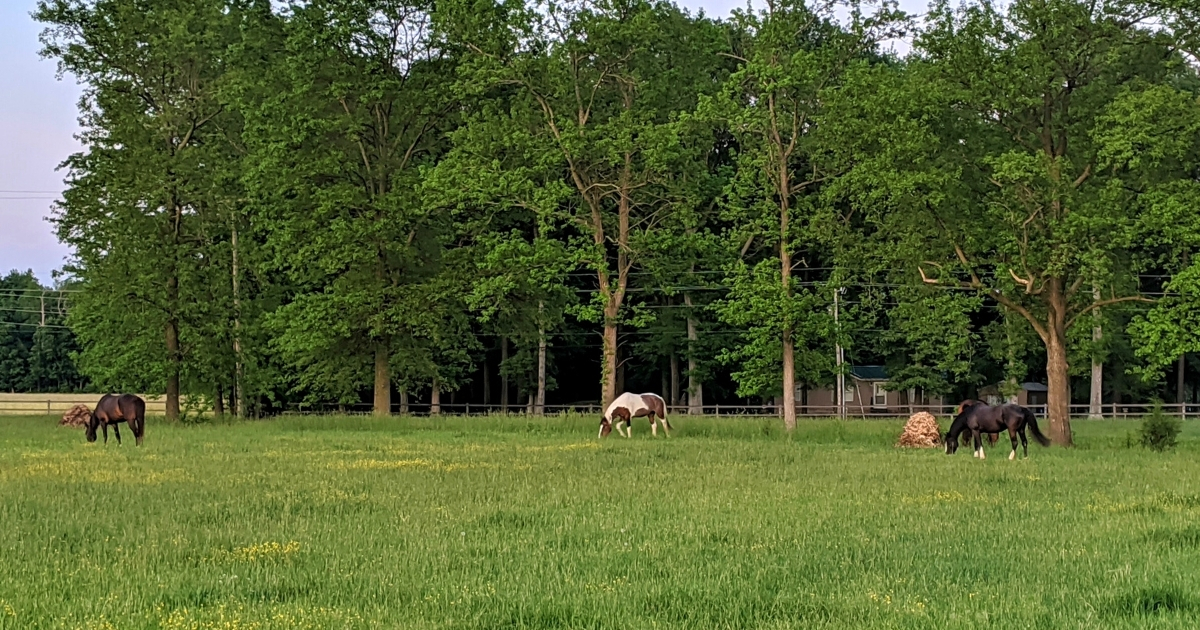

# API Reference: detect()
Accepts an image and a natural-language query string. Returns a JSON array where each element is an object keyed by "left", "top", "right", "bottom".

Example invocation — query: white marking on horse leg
[
  {"left": 599, "top": 425, "right": 604, "bottom": 439},
  {"left": 652, "top": 420, "right": 657, "bottom": 437},
  {"left": 1009, "top": 450, "right": 1016, "bottom": 461},
  {"left": 979, "top": 449, "right": 986, "bottom": 460}
]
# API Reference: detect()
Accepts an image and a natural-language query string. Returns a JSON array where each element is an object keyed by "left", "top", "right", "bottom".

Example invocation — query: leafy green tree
[
  {"left": 240, "top": 0, "right": 460, "bottom": 414},
  {"left": 824, "top": 0, "right": 1188, "bottom": 443},
  {"left": 447, "top": 0, "right": 727, "bottom": 406},
  {"left": 1101, "top": 85, "right": 1200, "bottom": 383},
  {"left": 704, "top": 0, "right": 904, "bottom": 428},
  {"left": 38, "top": 0, "right": 244, "bottom": 419}
]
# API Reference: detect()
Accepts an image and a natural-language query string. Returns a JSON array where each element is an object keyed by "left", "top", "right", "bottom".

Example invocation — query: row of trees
[
  {"left": 35, "top": 0, "right": 1200, "bottom": 444},
  {"left": 0, "top": 271, "right": 84, "bottom": 392}
]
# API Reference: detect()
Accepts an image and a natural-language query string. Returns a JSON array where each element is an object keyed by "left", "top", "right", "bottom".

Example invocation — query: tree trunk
[
  {"left": 1045, "top": 279, "right": 1072, "bottom": 445},
  {"left": 231, "top": 215, "right": 245, "bottom": 418},
  {"left": 373, "top": 342, "right": 390, "bottom": 416},
  {"left": 527, "top": 392, "right": 534, "bottom": 415},
  {"left": 1089, "top": 284, "right": 1103, "bottom": 419},
  {"left": 662, "top": 370, "right": 669, "bottom": 403},
  {"left": 670, "top": 350, "right": 679, "bottom": 408},
  {"left": 399, "top": 387, "right": 409, "bottom": 415},
  {"left": 483, "top": 350, "right": 491, "bottom": 406},
  {"left": 536, "top": 305, "right": 546, "bottom": 416},
  {"left": 1178, "top": 354, "right": 1186, "bottom": 405},
  {"left": 778, "top": 148, "right": 796, "bottom": 431},
  {"left": 500, "top": 336, "right": 509, "bottom": 412},
  {"left": 431, "top": 377, "right": 441, "bottom": 416},
  {"left": 685, "top": 294, "right": 703, "bottom": 415},
  {"left": 165, "top": 316, "right": 181, "bottom": 422},
  {"left": 602, "top": 312, "right": 620, "bottom": 407},
  {"left": 214, "top": 384, "right": 224, "bottom": 416}
]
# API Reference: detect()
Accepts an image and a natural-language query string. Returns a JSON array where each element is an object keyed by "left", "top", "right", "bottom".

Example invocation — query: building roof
[
  {"left": 849, "top": 365, "right": 888, "bottom": 381},
  {"left": 1021, "top": 382, "right": 1048, "bottom": 392}
]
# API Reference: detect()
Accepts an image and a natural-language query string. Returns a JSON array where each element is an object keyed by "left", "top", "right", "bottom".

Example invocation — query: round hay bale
[
  {"left": 896, "top": 411, "right": 941, "bottom": 448},
  {"left": 60, "top": 404, "right": 91, "bottom": 428}
]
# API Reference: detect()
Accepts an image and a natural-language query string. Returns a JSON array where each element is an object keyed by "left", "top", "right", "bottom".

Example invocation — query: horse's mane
[{"left": 948, "top": 400, "right": 985, "bottom": 437}]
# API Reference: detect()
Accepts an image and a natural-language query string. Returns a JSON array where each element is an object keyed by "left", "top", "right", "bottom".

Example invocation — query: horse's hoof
[{"left": 1009, "top": 451, "right": 1016, "bottom": 461}]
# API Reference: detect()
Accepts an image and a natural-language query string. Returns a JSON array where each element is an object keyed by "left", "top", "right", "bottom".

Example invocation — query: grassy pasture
[{"left": 2, "top": 414, "right": 1200, "bottom": 629}]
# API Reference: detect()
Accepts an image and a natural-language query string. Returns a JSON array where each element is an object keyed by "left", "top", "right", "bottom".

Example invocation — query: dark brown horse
[
  {"left": 86, "top": 394, "right": 146, "bottom": 446},
  {"left": 945, "top": 400, "right": 1049, "bottom": 460}
]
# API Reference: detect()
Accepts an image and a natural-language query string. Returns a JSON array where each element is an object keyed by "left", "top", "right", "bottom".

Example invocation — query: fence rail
[{"left": 4, "top": 396, "right": 1194, "bottom": 419}]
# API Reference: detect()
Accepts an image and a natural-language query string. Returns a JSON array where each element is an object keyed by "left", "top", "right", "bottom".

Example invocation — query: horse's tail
[{"left": 1023, "top": 408, "right": 1051, "bottom": 446}]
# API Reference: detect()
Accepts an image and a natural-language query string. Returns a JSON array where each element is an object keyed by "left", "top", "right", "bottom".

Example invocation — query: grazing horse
[
  {"left": 86, "top": 394, "right": 146, "bottom": 446},
  {"left": 945, "top": 400, "right": 1049, "bottom": 460},
  {"left": 600, "top": 392, "right": 671, "bottom": 438}
]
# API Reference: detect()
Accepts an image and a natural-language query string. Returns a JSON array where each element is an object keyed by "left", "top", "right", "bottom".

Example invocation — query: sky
[{"left": 0, "top": 0, "right": 924, "bottom": 286}]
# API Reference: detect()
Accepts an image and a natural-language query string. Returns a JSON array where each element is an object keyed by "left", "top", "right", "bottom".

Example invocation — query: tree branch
[{"left": 1067, "top": 295, "right": 1153, "bottom": 329}]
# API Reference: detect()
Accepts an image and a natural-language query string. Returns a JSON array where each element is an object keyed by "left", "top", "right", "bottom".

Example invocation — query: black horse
[
  {"left": 945, "top": 400, "right": 1050, "bottom": 460},
  {"left": 86, "top": 394, "right": 146, "bottom": 446}
]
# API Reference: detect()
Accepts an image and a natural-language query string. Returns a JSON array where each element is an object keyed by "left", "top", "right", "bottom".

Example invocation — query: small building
[
  {"left": 798, "top": 365, "right": 945, "bottom": 415},
  {"left": 976, "top": 382, "right": 1048, "bottom": 407}
]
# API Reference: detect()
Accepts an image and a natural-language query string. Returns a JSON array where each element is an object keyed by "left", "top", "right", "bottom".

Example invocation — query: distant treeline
[
  {"left": 0, "top": 270, "right": 86, "bottom": 393},
  {"left": 32, "top": 0, "right": 1200, "bottom": 443}
]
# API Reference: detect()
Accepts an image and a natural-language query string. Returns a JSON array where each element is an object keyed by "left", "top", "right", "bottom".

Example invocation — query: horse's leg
[
  {"left": 102, "top": 423, "right": 108, "bottom": 444},
  {"left": 1008, "top": 426, "right": 1019, "bottom": 461},
  {"left": 661, "top": 417, "right": 671, "bottom": 438},
  {"left": 113, "top": 423, "right": 122, "bottom": 446},
  {"left": 651, "top": 414, "right": 658, "bottom": 437},
  {"left": 1018, "top": 428, "right": 1029, "bottom": 458},
  {"left": 973, "top": 429, "right": 985, "bottom": 459},
  {"left": 625, "top": 419, "right": 632, "bottom": 438}
]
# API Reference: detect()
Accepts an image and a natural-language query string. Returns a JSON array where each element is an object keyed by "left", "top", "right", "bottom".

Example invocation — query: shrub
[{"left": 1139, "top": 402, "right": 1182, "bottom": 452}]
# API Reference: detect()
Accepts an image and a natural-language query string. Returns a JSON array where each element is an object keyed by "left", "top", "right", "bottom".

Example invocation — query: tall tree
[
  {"left": 705, "top": 0, "right": 904, "bottom": 429},
  {"left": 448, "top": 0, "right": 727, "bottom": 406},
  {"left": 240, "top": 0, "right": 459, "bottom": 414},
  {"left": 825, "top": 0, "right": 1183, "bottom": 443},
  {"left": 38, "top": 0, "right": 241, "bottom": 419}
]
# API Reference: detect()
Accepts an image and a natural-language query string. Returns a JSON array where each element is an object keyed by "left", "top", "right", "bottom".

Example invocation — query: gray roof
[
  {"left": 849, "top": 365, "right": 889, "bottom": 381},
  {"left": 1021, "top": 382, "right": 1048, "bottom": 392}
]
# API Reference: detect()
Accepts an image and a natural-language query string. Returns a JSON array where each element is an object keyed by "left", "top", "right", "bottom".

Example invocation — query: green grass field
[{"left": 3, "top": 414, "right": 1200, "bottom": 629}]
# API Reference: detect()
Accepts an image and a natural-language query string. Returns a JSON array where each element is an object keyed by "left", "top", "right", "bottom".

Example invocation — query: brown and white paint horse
[{"left": 600, "top": 392, "right": 671, "bottom": 438}]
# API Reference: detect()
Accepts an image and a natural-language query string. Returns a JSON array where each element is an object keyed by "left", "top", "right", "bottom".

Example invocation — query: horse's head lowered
[
  {"left": 85, "top": 412, "right": 99, "bottom": 443},
  {"left": 944, "top": 431, "right": 960, "bottom": 455},
  {"left": 598, "top": 417, "right": 613, "bottom": 438}
]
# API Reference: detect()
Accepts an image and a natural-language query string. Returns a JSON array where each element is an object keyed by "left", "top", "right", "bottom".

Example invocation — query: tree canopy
[{"left": 30, "top": 0, "right": 1200, "bottom": 430}]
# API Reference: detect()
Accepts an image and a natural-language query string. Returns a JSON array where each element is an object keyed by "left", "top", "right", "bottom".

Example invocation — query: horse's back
[
  {"left": 117, "top": 394, "right": 145, "bottom": 419},
  {"left": 605, "top": 392, "right": 644, "bottom": 419}
]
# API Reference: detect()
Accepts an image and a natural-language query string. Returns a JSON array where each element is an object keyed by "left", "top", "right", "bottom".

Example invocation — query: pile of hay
[
  {"left": 60, "top": 404, "right": 91, "bottom": 428},
  {"left": 896, "top": 411, "right": 941, "bottom": 448}
]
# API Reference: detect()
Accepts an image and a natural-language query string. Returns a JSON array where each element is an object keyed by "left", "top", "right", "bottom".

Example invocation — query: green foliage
[
  {"left": 713, "top": 260, "right": 835, "bottom": 397},
  {"left": 1140, "top": 402, "right": 1183, "bottom": 452},
  {"left": 0, "top": 271, "right": 86, "bottom": 392},
  {"left": 31, "top": 0, "right": 1200, "bottom": 416}
]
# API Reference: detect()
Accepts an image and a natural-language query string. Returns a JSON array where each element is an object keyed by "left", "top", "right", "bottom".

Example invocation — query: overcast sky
[{"left": 0, "top": 0, "right": 924, "bottom": 285}]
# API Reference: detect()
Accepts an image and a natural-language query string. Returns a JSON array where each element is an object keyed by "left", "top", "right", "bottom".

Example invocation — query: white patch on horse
[{"left": 1009, "top": 450, "right": 1016, "bottom": 461}]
